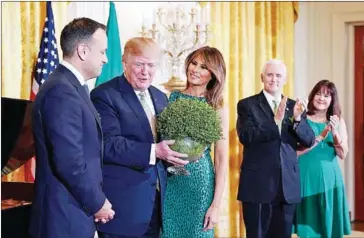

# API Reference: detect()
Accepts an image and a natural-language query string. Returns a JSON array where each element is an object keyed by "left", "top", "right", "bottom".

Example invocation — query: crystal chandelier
[{"left": 139, "top": 3, "right": 211, "bottom": 92}]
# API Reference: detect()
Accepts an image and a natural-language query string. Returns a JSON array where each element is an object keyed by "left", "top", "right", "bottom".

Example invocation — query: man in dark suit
[
  {"left": 91, "top": 37, "right": 188, "bottom": 238},
  {"left": 29, "top": 18, "right": 115, "bottom": 238},
  {"left": 236, "top": 59, "right": 315, "bottom": 238}
]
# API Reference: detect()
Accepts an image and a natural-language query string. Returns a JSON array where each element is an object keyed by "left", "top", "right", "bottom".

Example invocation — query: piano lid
[{"left": 1, "top": 97, "right": 34, "bottom": 176}]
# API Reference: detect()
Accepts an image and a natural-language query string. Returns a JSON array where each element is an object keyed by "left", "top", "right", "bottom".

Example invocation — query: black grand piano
[{"left": 2, "top": 97, "right": 35, "bottom": 238}]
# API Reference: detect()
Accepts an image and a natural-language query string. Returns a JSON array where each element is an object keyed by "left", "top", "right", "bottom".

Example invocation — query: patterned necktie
[
  {"left": 273, "top": 99, "right": 282, "bottom": 134},
  {"left": 139, "top": 91, "right": 157, "bottom": 142},
  {"left": 139, "top": 91, "right": 159, "bottom": 191},
  {"left": 83, "top": 84, "right": 90, "bottom": 98},
  {"left": 272, "top": 99, "right": 279, "bottom": 114}
]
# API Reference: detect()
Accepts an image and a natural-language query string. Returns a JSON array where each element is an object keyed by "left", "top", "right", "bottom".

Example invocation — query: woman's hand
[
  {"left": 329, "top": 115, "right": 340, "bottom": 135},
  {"left": 203, "top": 205, "right": 218, "bottom": 231}
]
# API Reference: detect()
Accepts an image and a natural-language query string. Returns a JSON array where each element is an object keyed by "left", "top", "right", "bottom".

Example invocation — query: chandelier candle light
[{"left": 140, "top": 4, "right": 211, "bottom": 92}]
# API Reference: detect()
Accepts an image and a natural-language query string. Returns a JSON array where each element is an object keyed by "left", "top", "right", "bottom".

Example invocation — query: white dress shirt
[
  {"left": 61, "top": 61, "right": 86, "bottom": 87},
  {"left": 263, "top": 89, "right": 281, "bottom": 113},
  {"left": 263, "top": 90, "right": 284, "bottom": 133}
]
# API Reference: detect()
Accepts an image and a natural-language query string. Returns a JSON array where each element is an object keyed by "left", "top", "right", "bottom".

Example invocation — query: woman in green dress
[
  {"left": 294, "top": 80, "right": 351, "bottom": 237},
  {"left": 161, "top": 46, "right": 228, "bottom": 238}
]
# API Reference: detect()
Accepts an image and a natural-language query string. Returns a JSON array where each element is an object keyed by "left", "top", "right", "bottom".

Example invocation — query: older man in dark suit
[
  {"left": 91, "top": 37, "right": 188, "bottom": 238},
  {"left": 29, "top": 18, "right": 115, "bottom": 238},
  {"left": 236, "top": 59, "right": 315, "bottom": 238}
]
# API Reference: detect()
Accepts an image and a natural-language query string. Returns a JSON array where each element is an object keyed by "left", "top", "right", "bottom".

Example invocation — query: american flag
[
  {"left": 30, "top": 1, "right": 59, "bottom": 100},
  {"left": 26, "top": 1, "right": 59, "bottom": 182}
]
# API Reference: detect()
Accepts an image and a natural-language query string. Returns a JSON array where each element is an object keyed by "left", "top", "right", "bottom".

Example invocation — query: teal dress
[
  {"left": 294, "top": 119, "right": 351, "bottom": 238},
  {"left": 161, "top": 91, "right": 215, "bottom": 238}
]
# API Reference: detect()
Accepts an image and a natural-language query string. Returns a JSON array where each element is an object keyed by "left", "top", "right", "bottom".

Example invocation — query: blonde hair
[
  {"left": 185, "top": 46, "right": 226, "bottom": 109},
  {"left": 122, "top": 37, "right": 160, "bottom": 63}
]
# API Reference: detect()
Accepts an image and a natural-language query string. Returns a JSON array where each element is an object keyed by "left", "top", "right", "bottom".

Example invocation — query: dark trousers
[
  {"left": 98, "top": 191, "right": 161, "bottom": 238},
  {"left": 242, "top": 173, "right": 296, "bottom": 238}
]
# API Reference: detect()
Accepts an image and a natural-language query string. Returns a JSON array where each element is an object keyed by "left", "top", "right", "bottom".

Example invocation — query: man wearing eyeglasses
[{"left": 91, "top": 37, "right": 188, "bottom": 238}]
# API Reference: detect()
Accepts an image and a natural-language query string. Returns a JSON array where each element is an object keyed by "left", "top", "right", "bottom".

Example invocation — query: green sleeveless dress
[
  {"left": 293, "top": 119, "right": 351, "bottom": 238},
  {"left": 161, "top": 91, "right": 215, "bottom": 238}
]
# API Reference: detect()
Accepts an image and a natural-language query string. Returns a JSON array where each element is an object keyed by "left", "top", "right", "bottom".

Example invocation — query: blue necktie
[{"left": 83, "top": 84, "right": 90, "bottom": 98}]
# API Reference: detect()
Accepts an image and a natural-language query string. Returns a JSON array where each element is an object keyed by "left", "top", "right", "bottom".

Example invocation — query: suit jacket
[
  {"left": 236, "top": 91, "right": 315, "bottom": 204},
  {"left": 90, "top": 74, "right": 168, "bottom": 236},
  {"left": 29, "top": 65, "right": 106, "bottom": 238}
]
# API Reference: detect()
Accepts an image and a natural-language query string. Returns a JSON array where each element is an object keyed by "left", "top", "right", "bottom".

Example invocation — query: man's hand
[
  {"left": 293, "top": 98, "right": 308, "bottom": 121},
  {"left": 274, "top": 96, "right": 287, "bottom": 121},
  {"left": 94, "top": 199, "right": 115, "bottom": 224},
  {"left": 156, "top": 140, "right": 189, "bottom": 166}
]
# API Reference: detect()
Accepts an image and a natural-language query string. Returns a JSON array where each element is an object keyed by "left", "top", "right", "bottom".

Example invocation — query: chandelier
[{"left": 139, "top": 3, "right": 211, "bottom": 92}]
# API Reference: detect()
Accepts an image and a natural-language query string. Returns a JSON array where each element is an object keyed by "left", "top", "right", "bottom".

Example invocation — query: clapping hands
[
  {"left": 329, "top": 115, "right": 340, "bottom": 134},
  {"left": 293, "top": 98, "right": 308, "bottom": 121},
  {"left": 316, "top": 115, "right": 339, "bottom": 142},
  {"left": 274, "top": 96, "right": 288, "bottom": 121}
]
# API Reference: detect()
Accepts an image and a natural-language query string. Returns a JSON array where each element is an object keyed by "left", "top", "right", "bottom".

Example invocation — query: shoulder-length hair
[
  {"left": 185, "top": 46, "right": 226, "bottom": 109},
  {"left": 306, "top": 79, "right": 341, "bottom": 119}
]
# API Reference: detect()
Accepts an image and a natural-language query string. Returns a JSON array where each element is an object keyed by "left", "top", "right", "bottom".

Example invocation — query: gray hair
[{"left": 261, "top": 59, "right": 287, "bottom": 77}]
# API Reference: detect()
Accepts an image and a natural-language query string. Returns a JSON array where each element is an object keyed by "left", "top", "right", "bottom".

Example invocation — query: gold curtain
[
  {"left": 1, "top": 2, "right": 69, "bottom": 182},
  {"left": 200, "top": 2, "right": 299, "bottom": 237}
]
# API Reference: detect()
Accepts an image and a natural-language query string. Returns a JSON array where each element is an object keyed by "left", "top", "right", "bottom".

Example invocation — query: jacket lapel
[
  {"left": 149, "top": 86, "right": 167, "bottom": 142},
  {"left": 283, "top": 99, "right": 294, "bottom": 124},
  {"left": 258, "top": 91, "right": 274, "bottom": 119},
  {"left": 148, "top": 86, "right": 164, "bottom": 115},
  {"left": 118, "top": 74, "right": 154, "bottom": 141},
  {"left": 58, "top": 65, "right": 104, "bottom": 161},
  {"left": 59, "top": 65, "right": 102, "bottom": 130}
]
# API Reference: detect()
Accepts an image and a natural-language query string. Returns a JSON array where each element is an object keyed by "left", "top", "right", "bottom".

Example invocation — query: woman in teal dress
[
  {"left": 161, "top": 46, "right": 228, "bottom": 238},
  {"left": 294, "top": 80, "right": 351, "bottom": 237}
]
